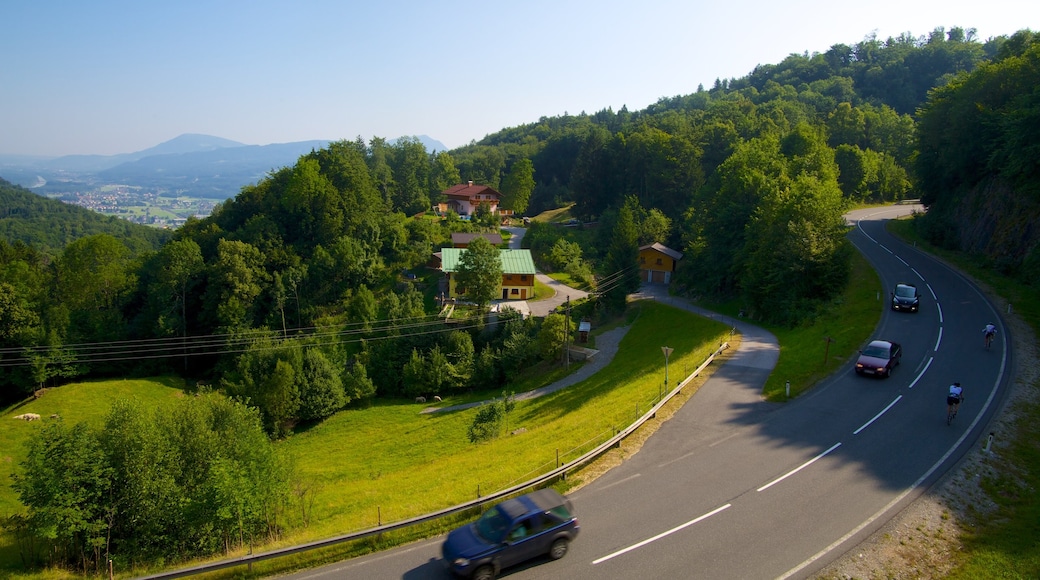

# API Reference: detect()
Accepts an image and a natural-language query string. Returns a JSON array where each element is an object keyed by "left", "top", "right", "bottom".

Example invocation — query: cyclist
[
  {"left": 983, "top": 323, "right": 997, "bottom": 348},
  {"left": 947, "top": 382, "right": 964, "bottom": 421}
]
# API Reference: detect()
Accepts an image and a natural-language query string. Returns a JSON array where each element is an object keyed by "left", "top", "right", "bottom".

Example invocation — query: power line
[{"left": 0, "top": 310, "right": 518, "bottom": 368}]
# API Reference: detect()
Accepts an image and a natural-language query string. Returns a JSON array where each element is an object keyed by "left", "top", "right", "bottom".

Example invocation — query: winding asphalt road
[{"left": 282, "top": 206, "right": 1011, "bottom": 579}]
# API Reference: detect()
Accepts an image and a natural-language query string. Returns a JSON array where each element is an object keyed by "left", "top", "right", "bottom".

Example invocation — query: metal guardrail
[{"left": 135, "top": 341, "right": 730, "bottom": 579}]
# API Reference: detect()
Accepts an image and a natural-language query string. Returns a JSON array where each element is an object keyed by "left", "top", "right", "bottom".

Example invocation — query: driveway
[{"left": 502, "top": 226, "right": 589, "bottom": 317}]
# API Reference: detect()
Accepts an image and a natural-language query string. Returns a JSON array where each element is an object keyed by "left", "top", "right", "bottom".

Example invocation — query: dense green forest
[
  {"left": 914, "top": 30, "right": 1040, "bottom": 285},
  {"left": 2, "top": 26, "right": 1038, "bottom": 571}
]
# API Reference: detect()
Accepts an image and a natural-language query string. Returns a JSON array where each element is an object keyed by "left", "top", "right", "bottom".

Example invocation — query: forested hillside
[
  {"left": 914, "top": 30, "right": 1040, "bottom": 286},
  {"left": 1, "top": 27, "right": 1015, "bottom": 408},
  {"left": 0, "top": 178, "right": 171, "bottom": 255}
]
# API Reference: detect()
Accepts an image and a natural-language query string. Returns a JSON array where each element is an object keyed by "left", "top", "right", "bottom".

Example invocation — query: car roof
[
  {"left": 499, "top": 489, "right": 569, "bottom": 520},
  {"left": 867, "top": 339, "right": 893, "bottom": 348},
  {"left": 896, "top": 282, "right": 916, "bottom": 288}
]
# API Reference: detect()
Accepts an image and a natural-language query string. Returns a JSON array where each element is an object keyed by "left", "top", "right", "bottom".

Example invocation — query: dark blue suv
[{"left": 442, "top": 488, "right": 579, "bottom": 579}]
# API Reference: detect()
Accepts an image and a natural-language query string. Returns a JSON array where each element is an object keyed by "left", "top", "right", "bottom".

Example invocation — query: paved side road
[
  {"left": 501, "top": 226, "right": 589, "bottom": 317},
  {"left": 422, "top": 324, "right": 630, "bottom": 414}
]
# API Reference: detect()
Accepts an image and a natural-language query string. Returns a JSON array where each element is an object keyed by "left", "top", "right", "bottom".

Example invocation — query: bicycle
[
  {"left": 947, "top": 396, "right": 963, "bottom": 426},
  {"left": 985, "top": 331, "right": 995, "bottom": 349}
]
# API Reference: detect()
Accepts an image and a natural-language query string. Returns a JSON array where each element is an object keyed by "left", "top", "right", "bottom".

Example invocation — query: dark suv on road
[
  {"left": 442, "top": 488, "right": 579, "bottom": 580},
  {"left": 891, "top": 283, "right": 920, "bottom": 312}
]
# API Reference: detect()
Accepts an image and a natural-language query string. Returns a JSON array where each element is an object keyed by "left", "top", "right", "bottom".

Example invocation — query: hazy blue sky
[{"left": 1, "top": 1, "right": 1035, "bottom": 157}]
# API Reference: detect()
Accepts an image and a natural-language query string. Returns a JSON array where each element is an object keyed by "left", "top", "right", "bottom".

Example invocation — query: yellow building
[{"left": 638, "top": 243, "right": 683, "bottom": 284}]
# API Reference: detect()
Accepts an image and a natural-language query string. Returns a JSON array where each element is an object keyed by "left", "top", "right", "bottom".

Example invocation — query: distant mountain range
[{"left": 0, "top": 133, "right": 448, "bottom": 200}]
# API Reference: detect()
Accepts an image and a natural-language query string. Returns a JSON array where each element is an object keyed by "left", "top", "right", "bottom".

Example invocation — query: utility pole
[{"left": 564, "top": 295, "right": 571, "bottom": 368}]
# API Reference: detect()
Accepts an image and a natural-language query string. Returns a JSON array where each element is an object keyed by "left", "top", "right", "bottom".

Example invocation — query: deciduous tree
[{"left": 455, "top": 236, "right": 502, "bottom": 310}]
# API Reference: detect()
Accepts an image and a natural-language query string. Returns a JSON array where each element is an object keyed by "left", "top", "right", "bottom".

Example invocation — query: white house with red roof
[{"left": 440, "top": 181, "right": 502, "bottom": 216}]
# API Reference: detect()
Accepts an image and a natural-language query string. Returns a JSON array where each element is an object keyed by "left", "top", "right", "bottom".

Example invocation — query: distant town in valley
[
  {"left": 47, "top": 184, "right": 220, "bottom": 228},
  {"left": 2, "top": 133, "right": 448, "bottom": 228}
]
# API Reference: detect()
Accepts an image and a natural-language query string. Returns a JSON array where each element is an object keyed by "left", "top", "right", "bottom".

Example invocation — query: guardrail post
[
  {"left": 985, "top": 432, "right": 995, "bottom": 453},
  {"left": 378, "top": 505, "right": 381, "bottom": 526},
  {"left": 786, "top": 381, "right": 790, "bottom": 399}
]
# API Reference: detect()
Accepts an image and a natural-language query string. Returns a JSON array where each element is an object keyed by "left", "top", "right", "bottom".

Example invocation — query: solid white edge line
[
  {"left": 757, "top": 442, "right": 842, "bottom": 493},
  {"left": 591, "top": 504, "right": 732, "bottom": 565},
  {"left": 853, "top": 395, "right": 902, "bottom": 435}
]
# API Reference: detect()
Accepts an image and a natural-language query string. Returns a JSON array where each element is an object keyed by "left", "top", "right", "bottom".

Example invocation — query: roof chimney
[{"left": 468, "top": 180, "right": 473, "bottom": 186}]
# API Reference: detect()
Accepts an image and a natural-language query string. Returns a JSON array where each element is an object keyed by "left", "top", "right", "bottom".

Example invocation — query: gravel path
[{"left": 421, "top": 324, "right": 630, "bottom": 414}]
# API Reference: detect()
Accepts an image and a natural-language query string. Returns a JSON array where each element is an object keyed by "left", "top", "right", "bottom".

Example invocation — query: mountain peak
[{"left": 141, "top": 134, "right": 246, "bottom": 157}]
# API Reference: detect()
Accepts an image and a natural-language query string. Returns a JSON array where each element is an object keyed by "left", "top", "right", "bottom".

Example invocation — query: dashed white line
[
  {"left": 908, "top": 357, "right": 932, "bottom": 390},
  {"left": 854, "top": 395, "right": 902, "bottom": 435},
  {"left": 591, "top": 504, "right": 732, "bottom": 564},
  {"left": 757, "top": 443, "right": 842, "bottom": 492}
]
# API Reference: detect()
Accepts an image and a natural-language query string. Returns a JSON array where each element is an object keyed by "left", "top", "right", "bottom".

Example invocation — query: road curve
[{"left": 280, "top": 206, "right": 1011, "bottom": 579}]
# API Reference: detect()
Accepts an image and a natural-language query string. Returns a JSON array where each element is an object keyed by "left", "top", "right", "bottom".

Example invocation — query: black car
[
  {"left": 891, "top": 283, "right": 920, "bottom": 312},
  {"left": 442, "top": 488, "right": 579, "bottom": 579}
]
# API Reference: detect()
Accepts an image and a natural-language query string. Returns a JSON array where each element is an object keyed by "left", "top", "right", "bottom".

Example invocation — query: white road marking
[
  {"left": 908, "top": 357, "right": 932, "bottom": 390},
  {"left": 757, "top": 442, "right": 842, "bottom": 492},
  {"left": 591, "top": 504, "right": 732, "bottom": 564},
  {"left": 854, "top": 396, "right": 902, "bottom": 435}
]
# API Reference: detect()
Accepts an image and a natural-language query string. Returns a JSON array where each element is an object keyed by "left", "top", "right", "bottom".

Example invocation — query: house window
[
  {"left": 640, "top": 256, "right": 646, "bottom": 264},
  {"left": 520, "top": 275, "right": 528, "bottom": 281},
  {"left": 511, "top": 288, "right": 519, "bottom": 295},
  {"left": 506, "top": 274, "right": 513, "bottom": 280},
  {"left": 656, "top": 258, "right": 663, "bottom": 265}
]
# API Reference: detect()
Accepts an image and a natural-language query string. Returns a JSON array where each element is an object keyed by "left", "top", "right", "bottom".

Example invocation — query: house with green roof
[{"left": 440, "top": 248, "right": 537, "bottom": 300}]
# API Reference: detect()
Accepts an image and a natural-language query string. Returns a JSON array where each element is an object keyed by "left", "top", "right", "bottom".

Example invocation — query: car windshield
[
  {"left": 863, "top": 345, "right": 889, "bottom": 358},
  {"left": 895, "top": 286, "right": 916, "bottom": 298},
  {"left": 474, "top": 506, "right": 510, "bottom": 544}
]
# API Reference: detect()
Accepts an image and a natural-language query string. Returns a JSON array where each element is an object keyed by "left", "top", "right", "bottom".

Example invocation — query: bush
[{"left": 467, "top": 392, "right": 516, "bottom": 443}]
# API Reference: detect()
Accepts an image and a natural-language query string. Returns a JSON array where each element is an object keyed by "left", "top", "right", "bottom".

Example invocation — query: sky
[{"left": 1, "top": 0, "right": 1036, "bottom": 157}]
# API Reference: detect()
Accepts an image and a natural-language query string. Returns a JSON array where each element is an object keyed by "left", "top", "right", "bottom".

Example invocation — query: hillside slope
[{"left": 0, "top": 177, "right": 171, "bottom": 254}]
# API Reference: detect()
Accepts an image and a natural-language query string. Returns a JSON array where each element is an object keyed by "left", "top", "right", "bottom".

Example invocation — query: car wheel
[
  {"left": 549, "top": 538, "right": 569, "bottom": 560},
  {"left": 471, "top": 564, "right": 495, "bottom": 580}
]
